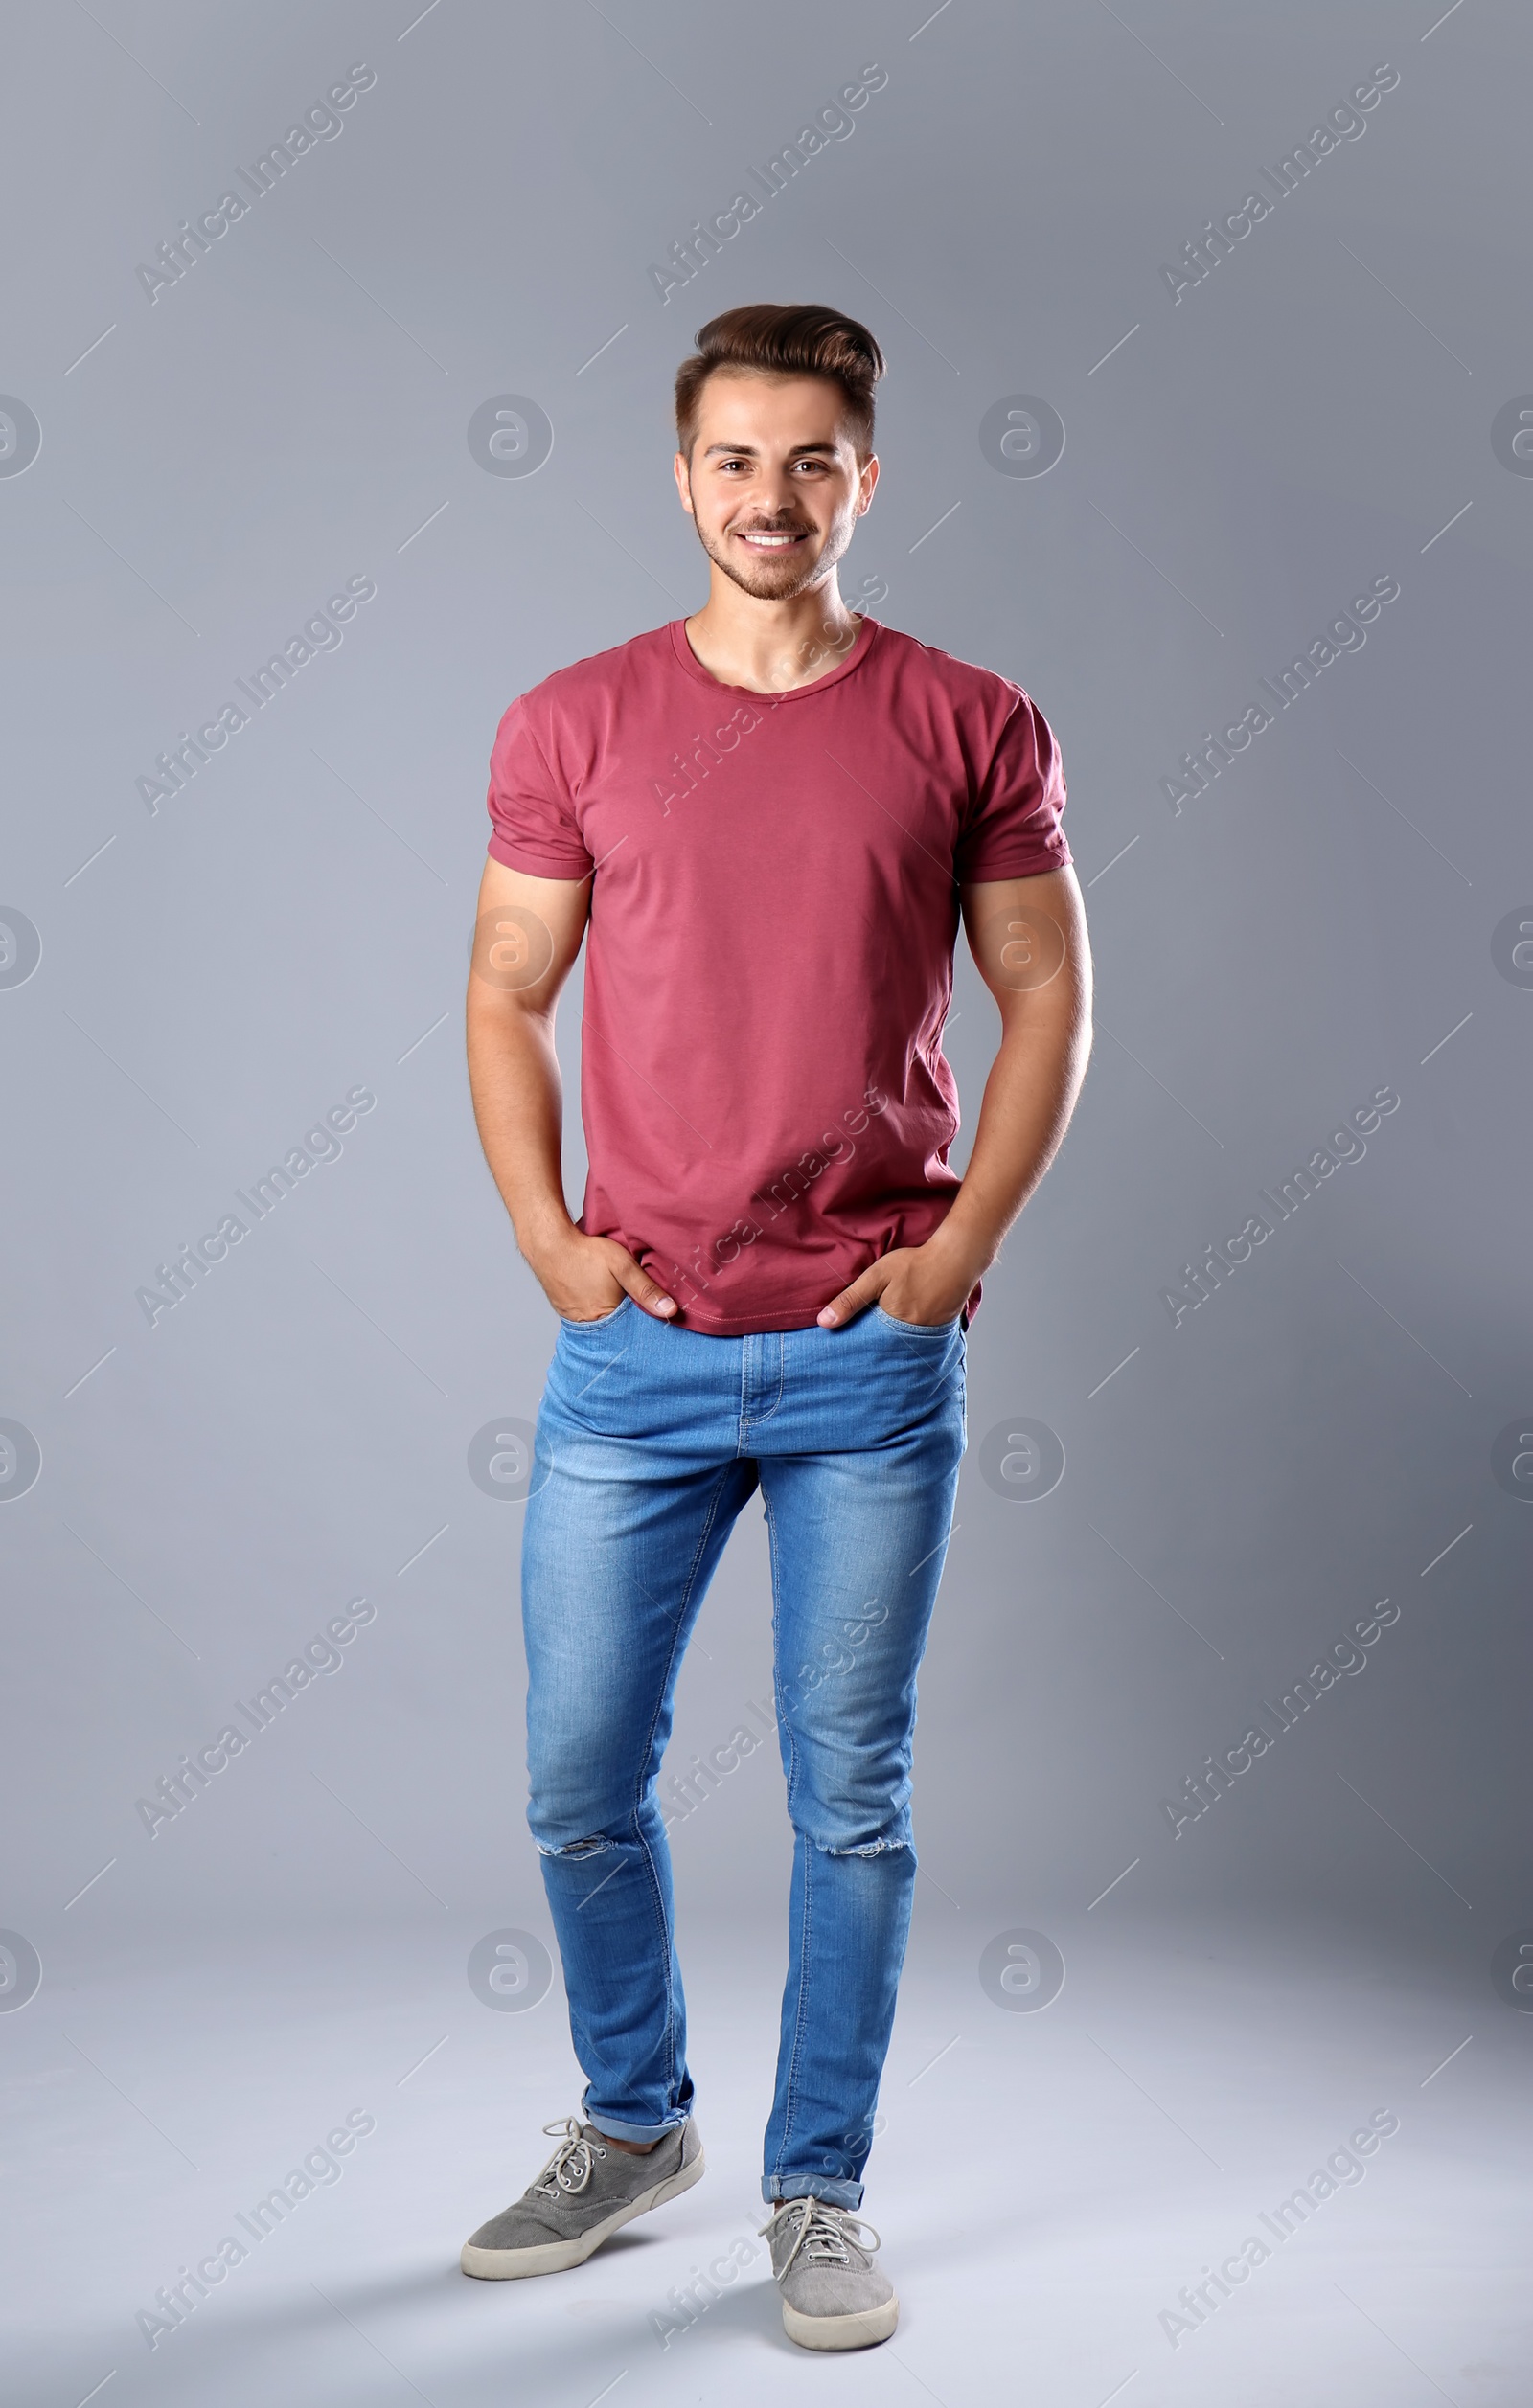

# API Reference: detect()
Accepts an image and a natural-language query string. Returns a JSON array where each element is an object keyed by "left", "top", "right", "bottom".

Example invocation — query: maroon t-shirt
[{"left": 486, "top": 615, "right": 1069, "bottom": 1334}]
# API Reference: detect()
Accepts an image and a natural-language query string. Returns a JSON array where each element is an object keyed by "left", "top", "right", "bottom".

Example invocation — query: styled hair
[{"left": 675, "top": 303, "right": 885, "bottom": 463}]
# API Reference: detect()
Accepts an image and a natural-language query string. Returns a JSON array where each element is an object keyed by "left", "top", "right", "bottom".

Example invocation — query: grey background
[{"left": 2, "top": 2, "right": 1530, "bottom": 2400}]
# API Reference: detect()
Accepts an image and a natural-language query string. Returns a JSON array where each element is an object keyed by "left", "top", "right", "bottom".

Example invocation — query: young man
[{"left": 461, "top": 304, "right": 1091, "bottom": 2351}]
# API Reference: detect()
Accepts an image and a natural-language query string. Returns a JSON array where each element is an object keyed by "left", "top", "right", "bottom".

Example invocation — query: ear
[{"left": 673, "top": 451, "right": 696, "bottom": 516}]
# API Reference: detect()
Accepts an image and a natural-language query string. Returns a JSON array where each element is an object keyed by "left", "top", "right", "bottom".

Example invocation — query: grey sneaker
[
  {"left": 461, "top": 2113, "right": 705, "bottom": 2279},
  {"left": 759, "top": 2198, "right": 899, "bottom": 2351}
]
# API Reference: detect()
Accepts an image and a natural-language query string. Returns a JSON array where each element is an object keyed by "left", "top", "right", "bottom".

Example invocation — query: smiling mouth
[{"left": 734, "top": 528, "right": 810, "bottom": 550}]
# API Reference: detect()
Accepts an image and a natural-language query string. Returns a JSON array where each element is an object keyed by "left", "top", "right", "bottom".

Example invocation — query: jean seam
[
  {"left": 770, "top": 1829, "right": 815, "bottom": 2189},
  {"left": 910, "top": 1342, "right": 967, "bottom": 1420},
  {"left": 738, "top": 1332, "right": 784, "bottom": 1444},
  {"left": 629, "top": 1461, "right": 741, "bottom": 2111},
  {"left": 761, "top": 1483, "right": 796, "bottom": 1825},
  {"left": 763, "top": 1479, "right": 812, "bottom": 2188}
]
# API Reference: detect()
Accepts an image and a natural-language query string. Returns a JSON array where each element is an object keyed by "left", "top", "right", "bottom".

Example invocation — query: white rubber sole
[
  {"left": 459, "top": 2146, "right": 706, "bottom": 2280},
  {"left": 782, "top": 2291, "right": 900, "bottom": 2351}
]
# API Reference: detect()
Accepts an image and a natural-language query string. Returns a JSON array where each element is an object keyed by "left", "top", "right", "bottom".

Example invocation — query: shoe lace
[
  {"left": 531, "top": 2115, "right": 607, "bottom": 2199},
  {"left": 759, "top": 2198, "right": 881, "bottom": 2282}
]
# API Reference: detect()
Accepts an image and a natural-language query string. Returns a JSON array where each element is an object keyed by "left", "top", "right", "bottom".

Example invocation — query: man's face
[{"left": 675, "top": 371, "right": 878, "bottom": 601}]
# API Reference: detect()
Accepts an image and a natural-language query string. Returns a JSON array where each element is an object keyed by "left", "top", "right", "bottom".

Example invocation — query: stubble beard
[{"left": 691, "top": 507, "right": 855, "bottom": 603}]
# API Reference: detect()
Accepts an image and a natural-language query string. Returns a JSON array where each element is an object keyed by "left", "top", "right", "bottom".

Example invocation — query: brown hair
[{"left": 675, "top": 303, "right": 886, "bottom": 463}]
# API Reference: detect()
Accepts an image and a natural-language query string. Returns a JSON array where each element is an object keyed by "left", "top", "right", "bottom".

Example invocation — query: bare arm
[
  {"left": 465, "top": 856, "right": 678, "bottom": 1321},
  {"left": 816, "top": 865, "right": 1093, "bottom": 1327}
]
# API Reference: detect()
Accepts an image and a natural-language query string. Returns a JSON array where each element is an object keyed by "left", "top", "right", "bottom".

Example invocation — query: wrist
[
  {"left": 516, "top": 1206, "right": 583, "bottom": 1275},
  {"left": 923, "top": 1218, "right": 995, "bottom": 1288}
]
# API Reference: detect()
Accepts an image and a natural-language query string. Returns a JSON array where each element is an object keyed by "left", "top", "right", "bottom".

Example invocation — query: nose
[{"left": 747, "top": 468, "right": 807, "bottom": 521}]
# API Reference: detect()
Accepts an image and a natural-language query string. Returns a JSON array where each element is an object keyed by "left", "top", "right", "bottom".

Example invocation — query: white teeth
[{"left": 740, "top": 532, "right": 799, "bottom": 545}]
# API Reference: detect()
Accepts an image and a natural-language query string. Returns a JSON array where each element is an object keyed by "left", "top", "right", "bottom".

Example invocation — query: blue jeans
[{"left": 520, "top": 1296, "right": 967, "bottom": 2209}]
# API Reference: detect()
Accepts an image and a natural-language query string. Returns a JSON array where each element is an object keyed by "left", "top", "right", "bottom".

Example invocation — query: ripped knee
[
  {"left": 803, "top": 1806, "right": 913, "bottom": 1859},
  {"left": 534, "top": 1831, "right": 611, "bottom": 1860}
]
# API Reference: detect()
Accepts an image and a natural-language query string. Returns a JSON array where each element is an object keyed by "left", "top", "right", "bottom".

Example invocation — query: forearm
[
  {"left": 463, "top": 859, "right": 677, "bottom": 1322},
  {"left": 465, "top": 992, "right": 577, "bottom": 1261},
  {"left": 933, "top": 991, "right": 1092, "bottom": 1277}
]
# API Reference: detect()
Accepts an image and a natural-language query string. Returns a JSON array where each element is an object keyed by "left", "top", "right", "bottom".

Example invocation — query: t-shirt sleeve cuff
[
  {"left": 487, "top": 831, "right": 594, "bottom": 879},
  {"left": 957, "top": 830, "right": 1073, "bottom": 884}
]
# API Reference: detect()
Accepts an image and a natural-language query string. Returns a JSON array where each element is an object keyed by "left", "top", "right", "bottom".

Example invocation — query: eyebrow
[{"left": 699, "top": 440, "right": 840, "bottom": 459}]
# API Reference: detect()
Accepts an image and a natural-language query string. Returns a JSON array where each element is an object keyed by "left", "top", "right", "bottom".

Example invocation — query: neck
[{"left": 684, "top": 570, "right": 860, "bottom": 694}]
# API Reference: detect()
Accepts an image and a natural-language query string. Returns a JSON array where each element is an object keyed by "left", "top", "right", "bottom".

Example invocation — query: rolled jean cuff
[
  {"left": 763, "top": 2173, "right": 863, "bottom": 2211},
  {"left": 587, "top": 2109, "right": 686, "bottom": 2145}
]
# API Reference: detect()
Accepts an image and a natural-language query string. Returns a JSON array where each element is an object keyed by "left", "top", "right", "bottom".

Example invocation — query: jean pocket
[
  {"left": 558, "top": 1295, "right": 633, "bottom": 1329},
  {"left": 871, "top": 1304, "right": 961, "bottom": 1337}
]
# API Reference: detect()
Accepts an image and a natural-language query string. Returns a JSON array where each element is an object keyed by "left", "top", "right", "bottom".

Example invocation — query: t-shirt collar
[{"left": 668, "top": 612, "right": 880, "bottom": 701}]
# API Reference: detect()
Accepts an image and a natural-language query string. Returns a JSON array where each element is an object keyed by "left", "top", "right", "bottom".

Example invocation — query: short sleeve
[
  {"left": 486, "top": 696, "right": 594, "bottom": 880},
  {"left": 953, "top": 690, "right": 1071, "bottom": 884}
]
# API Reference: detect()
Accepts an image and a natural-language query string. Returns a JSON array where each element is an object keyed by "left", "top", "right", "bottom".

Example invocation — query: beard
[{"left": 691, "top": 508, "right": 855, "bottom": 601}]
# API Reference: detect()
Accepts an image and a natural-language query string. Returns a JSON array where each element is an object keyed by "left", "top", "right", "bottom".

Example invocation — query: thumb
[
  {"left": 620, "top": 1261, "right": 678, "bottom": 1319},
  {"left": 816, "top": 1272, "right": 883, "bottom": 1329}
]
